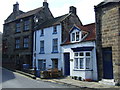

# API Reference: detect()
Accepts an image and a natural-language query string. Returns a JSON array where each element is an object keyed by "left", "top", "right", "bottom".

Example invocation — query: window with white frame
[
  {"left": 71, "top": 31, "right": 80, "bottom": 42},
  {"left": 52, "top": 38, "right": 58, "bottom": 53},
  {"left": 40, "top": 29, "right": 44, "bottom": 36},
  {"left": 40, "top": 40, "right": 44, "bottom": 54},
  {"left": 53, "top": 26, "right": 57, "bottom": 34},
  {"left": 74, "top": 52, "right": 91, "bottom": 70},
  {"left": 38, "top": 59, "right": 46, "bottom": 70},
  {"left": 71, "top": 29, "right": 88, "bottom": 42}
]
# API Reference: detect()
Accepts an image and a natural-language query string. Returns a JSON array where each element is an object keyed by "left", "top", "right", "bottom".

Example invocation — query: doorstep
[{"left": 99, "top": 79, "right": 116, "bottom": 86}]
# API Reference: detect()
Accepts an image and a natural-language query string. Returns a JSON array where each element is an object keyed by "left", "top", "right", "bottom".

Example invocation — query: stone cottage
[
  {"left": 2, "top": 1, "right": 53, "bottom": 70},
  {"left": 95, "top": 0, "right": 120, "bottom": 85}
]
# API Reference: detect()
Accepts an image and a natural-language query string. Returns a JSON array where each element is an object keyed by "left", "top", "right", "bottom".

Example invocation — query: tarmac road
[{"left": 1, "top": 67, "right": 77, "bottom": 88}]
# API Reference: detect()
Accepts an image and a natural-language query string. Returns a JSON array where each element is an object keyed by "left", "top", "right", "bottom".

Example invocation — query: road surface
[{"left": 1, "top": 67, "right": 77, "bottom": 88}]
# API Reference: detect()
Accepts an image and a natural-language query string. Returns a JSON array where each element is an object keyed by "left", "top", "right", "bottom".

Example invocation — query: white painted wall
[
  {"left": 33, "top": 24, "right": 62, "bottom": 70},
  {"left": 61, "top": 41, "right": 98, "bottom": 81}
]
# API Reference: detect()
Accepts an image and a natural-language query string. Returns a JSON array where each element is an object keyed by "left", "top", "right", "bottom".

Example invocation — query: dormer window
[
  {"left": 71, "top": 31, "right": 81, "bottom": 42},
  {"left": 70, "top": 26, "right": 88, "bottom": 43}
]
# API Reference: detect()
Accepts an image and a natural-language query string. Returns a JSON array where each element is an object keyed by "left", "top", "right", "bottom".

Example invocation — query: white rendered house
[
  {"left": 33, "top": 6, "right": 82, "bottom": 72},
  {"left": 61, "top": 24, "right": 98, "bottom": 81}
]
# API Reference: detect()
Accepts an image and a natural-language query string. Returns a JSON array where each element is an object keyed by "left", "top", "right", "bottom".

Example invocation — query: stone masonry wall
[{"left": 95, "top": 3, "right": 120, "bottom": 85}]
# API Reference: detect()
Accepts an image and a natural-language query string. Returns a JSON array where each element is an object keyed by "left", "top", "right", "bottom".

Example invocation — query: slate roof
[
  {"left": 36, "top": 13, "right": 71, "bottom": 30},
  {"left": 5, "top": 6, "right": 44, "bottom": 23},
  {"left": 16, "top": 7, "right": 44, "bottom": 19},
  {"left": 61, "top": 23, "right": 96, "bottom": 45},
  {"left": 96, "top": 0, "right": 120, "bottom": 7}
]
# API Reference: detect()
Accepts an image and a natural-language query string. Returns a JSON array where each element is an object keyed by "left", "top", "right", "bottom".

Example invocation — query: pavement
[{"left": 8, "top": 69, "right": 120, "bottom": 89}]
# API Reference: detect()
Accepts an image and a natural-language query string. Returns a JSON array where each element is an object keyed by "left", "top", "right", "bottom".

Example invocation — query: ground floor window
[
  {"left": 74, "top": 51, "right": 91, "bottom": 70},
  {"left": 38, "top": 59, "right": 46, "bottom": 71}
]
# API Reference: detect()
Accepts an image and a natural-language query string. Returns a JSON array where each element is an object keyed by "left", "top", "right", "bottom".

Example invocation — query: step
[{"left": 99, "top": 79, "right": 115, "bottom": 86}]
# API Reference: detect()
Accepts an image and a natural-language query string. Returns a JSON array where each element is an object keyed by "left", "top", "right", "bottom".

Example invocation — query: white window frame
[
  {"left": 40, "top": 40, "right": 44, "bottom": 54},
  {"left": 71, "top": 30, "right": 81, "bottom": 42},
  {"left": 52, "top": 38, "right": 58, "bottom": 53},
  {"left": 74, "top": 51, "right": 91, "bottom": 70},
  {"left": 53, "top": 26, "right": 57, "bottom": 34}
]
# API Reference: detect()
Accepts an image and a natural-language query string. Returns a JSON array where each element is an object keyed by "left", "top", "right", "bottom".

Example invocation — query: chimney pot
[
  {"left": 43, "top": 1, "right": 48, "bottom": 8},
  {"left": 69, "top": 6, "right": 77, "bottom": 15}
]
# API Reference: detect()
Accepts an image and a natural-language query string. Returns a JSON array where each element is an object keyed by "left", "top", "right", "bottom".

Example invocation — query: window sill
[
  {"left": 51, "top": 52, "right": 59, "bottom": 54},
  {"left": 52, "top": 32, "right": 57, "bottom": 34},
  {"left": 15, "top": 32, "right": 21, "bottom": 34},
  {"left": 73, "top": 69, "right": 93, "bottom": 71},
  {"left": 39, "top": 52, "right": 45, "bottom": 54},
  {"left": 40, "top": 35, "right": 44, "bottom": 37},
  {"left": 23, "top": 30, "right": 29, "bottom": 32}
]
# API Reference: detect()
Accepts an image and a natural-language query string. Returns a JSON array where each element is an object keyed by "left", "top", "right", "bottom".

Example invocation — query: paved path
[{"left": 1, "top": 68, "right": 77, "bottom": 88}]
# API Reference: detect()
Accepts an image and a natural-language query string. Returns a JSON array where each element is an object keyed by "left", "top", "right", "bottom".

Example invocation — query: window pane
[
  {"left": 76, "top": 32, "right": 79, "bottom": 41},
  {"left": 72, "top": 33, "right": 75, "bottom": 41},
  {"left": 86, "top": 58, "right": 90, "bottom": 69},
  {"left": 16, "top": 23, "right": 20, "bottom": 32},
  {"left": 24, "top": 37, "right": 29, "bottom": 48},
  {"left": 74, "top": 58, "right": 78, "bottom": 69},
  {"left": 15, "top": 39, "right": 20, "bottom": 49},
  {"left": 80, "top": 58, "right": 84, "bottom": 69},
  {"left": 79, "top": 52, "right": 84, "bottom": 56},
  {"left": 53, "top": 26, "right": 57, "bottom": 33},
  {"left": 40, "top": 41, "right": 44, "bottom": 53},
  {"left": 74, "top": 53, "right": 78, "bottom": 56},
  {"left": 41, "top": 29, "right": 44, "bottom": 36},
  {"left": 86, "top": 52, "right": 90, "bottom": 56},
  {"left": 53, "top": 39, "right": 58, "bottom": 52},
  {"left": 24, "top": 20, "right": 30, "bottom": 31}
]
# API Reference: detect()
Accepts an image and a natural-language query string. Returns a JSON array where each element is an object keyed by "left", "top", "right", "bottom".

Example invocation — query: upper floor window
[
  {"left": 40, "top": 40, "right": 44, "bottom": 54},
  {"left": 24, "top": 20, "right": 30, "bottom": 31},
  {"left": 23, "top": 37, "right": 29, "bottom": 48},
  {"left": 53, "top": 26, "right": 57, "bottom": 34},
  {"left": 40, "top": 29, "right": 44, "bottom": 36},
  {"left": 15, "top": 38, "right": 20, "bottom": 49},
  {"left": 71, "top": 31, "right": 80, "bottom": 42},
  {"left": 52, "top": 38, "right": 58, "bottom": 53},
  {"left": 16, "top": 23, "right": 21, "bottom": 33},
  {"left": 74, "top": 52, "right": 91, "bottom": 70},
  {"left": 71, "top": 29, "right": 88, "bottom": 43}
]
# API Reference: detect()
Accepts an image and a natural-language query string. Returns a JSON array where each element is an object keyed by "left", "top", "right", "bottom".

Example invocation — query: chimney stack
[
  {"left": 43, "top": 0, "right": 48, "bottom": 8},
  {"left": 69, "top": 6, "right": 77, "bottom": 15},
  {"left": 13, "top": 2, "right": 19, "bottom": 12}
]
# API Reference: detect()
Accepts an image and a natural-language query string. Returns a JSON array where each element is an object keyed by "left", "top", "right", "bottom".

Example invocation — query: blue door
[
  {"left": 102, "top": 48, "right": 113, "bottom": 79},
  {"left": 64, "top": 53, "right": 70, "bottom": 76}
]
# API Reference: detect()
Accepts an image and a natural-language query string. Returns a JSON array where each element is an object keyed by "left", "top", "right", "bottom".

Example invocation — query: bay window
[{"left": 74, "top": 52, "right": 91, "bottom": 70}]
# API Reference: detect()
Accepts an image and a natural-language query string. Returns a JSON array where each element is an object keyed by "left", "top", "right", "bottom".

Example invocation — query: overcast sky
[{"left": 0, "top": 0, "right": 104, "bottom": 33}]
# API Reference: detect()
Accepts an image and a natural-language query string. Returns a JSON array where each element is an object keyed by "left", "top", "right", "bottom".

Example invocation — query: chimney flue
[
  {"left": 69, "top": 6, "right": 77, "bottom": 15},
  {"left": 13, "top": 2, "right": 19, "bottom": 12}
]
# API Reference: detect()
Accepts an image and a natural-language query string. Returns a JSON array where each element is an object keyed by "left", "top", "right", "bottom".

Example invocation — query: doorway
[
  {"left": 64, "top": 53, "right": 70, "bottom": 76},
  {"left": 102, "top": 47, "right": 113, "bottom": 79}
]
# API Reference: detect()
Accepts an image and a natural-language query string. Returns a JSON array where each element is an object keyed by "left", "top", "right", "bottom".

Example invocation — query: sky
[{"left": 0, "top": 0, "right": 104, "bottom": 33}]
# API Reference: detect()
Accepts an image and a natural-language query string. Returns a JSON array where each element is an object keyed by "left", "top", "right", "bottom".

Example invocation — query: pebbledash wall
[
  {"left": 33, "top": 24, "right": 62, "bottom": 70},
  {"left": 61, "top": 41, "right": 98, "bottom": 81},
  {"left": 95, "top": 1, "right": 120, "bottom": 85}
]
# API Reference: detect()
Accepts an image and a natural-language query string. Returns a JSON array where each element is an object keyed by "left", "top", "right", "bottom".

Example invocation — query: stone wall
[{"left": 95, "top": 3, "right": 120, "bottom": 85}]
